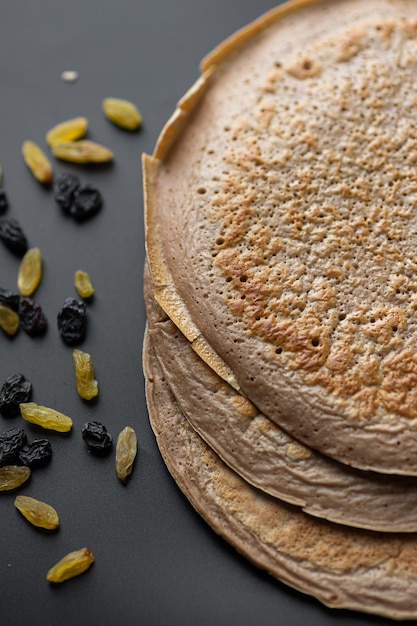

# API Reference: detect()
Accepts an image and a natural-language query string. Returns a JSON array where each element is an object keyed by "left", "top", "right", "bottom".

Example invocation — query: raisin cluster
[{"left": 54, "top": 173, "right": 102, "bottom": 221}]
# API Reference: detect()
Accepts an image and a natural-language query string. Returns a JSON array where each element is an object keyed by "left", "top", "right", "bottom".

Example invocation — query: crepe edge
[
  {"left": 143, "top": 326, "right": 417, "bottom": 621},
  {"left": 143, "top": 152, "right": 240, "bottom": 391}
]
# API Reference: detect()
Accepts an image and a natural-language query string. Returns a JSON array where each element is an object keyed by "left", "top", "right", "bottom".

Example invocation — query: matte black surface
[{"left": 0, "top": 1, "right": 410, "bottom": 625}]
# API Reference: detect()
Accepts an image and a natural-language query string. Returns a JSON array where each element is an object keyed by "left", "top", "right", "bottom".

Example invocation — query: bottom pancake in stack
[{"left": 143, "top": 268, "right": 417, "bottom": 620}]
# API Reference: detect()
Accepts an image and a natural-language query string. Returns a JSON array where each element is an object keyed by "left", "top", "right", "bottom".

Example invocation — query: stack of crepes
[{"left": 142, "top": 0, "right": 417, "bottom": 619}]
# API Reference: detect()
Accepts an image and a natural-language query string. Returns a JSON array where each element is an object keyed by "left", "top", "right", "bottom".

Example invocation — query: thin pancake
[
  {"left": 144, "top": 265, "right": 417, "bottom": 533},
  {"left": 144, "top": 0, "right": 417, "bottom": 474},
  {"left": 143, "top": 327, "right": 417, "bottom": 621}
]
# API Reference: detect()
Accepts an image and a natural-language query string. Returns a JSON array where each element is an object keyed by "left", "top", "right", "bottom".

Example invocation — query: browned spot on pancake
[
  {"left": 374, "top": 19, "right": 396, "bottom": 40},
  {"left": 325, "top": 341, "right": 353, "bottom": 375},
  {"left": 379, "top": 350, "right": 417, "bottom": 418},
  {"left": 256, "top": 101, "right": 277, "bottom": 130},
  {"left": 334, "top": 28, "right": 365, "bottom": 61},
  {"left": 229, "top": 394, "right": 258, "bottom": 418},
  {"left": 399, "top": 18, "right": 417, "bottom": 37},
  {"left": 363, "top": 307, "right": 407, "bottom": 344},
  {"left": 262, "top": 69, "right": 282, "bottom": 94},
  {"left": 286, "top": 442, "right": 312, "bottom": 460},
  {"left": 285, "top": 57, "right": 322, "bottom": 79}
]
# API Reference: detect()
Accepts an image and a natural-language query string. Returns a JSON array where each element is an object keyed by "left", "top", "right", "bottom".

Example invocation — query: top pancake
[{"left": 144, "top": 0, "right": 417, "bottom": 474}]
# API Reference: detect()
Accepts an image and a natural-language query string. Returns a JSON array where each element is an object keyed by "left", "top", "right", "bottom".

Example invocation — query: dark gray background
[{"left": 0, "top": 1, "right": 408, "bottom": 625}]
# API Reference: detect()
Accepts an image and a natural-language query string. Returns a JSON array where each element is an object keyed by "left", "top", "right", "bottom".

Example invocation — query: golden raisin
[
  {"left": 102, "top": 98, "right": 142, "bottom": 131},
  {"left": 115, "top": 426, "right": 137, "bottom": 482},
  {"left": 74, "top": 270, "right": 94, "bottom": 298},
  {"left": 20, "top": 402, "right": 73, "bottom": 432},
  {"left": 22, "top": 141, "right": 53, "bottom": 184},
  {"left": 0, "top": 303, "right": 19, "bottom": 336},
  {"left": 46, "top": 117, "right": 88, "bottom": 147},
  {"left": 14, "top": 495, "right": 59, "bottom": 529},
  {"left": 51, "top": 140, "right": 113, "bottom": 163},
  {"left": 46, "top": 547, "right": 94, "bottom": 583},
  {"left": 0, "top": 466, "right": 30, "bottom": 491},
  {"left": 73, "top": 349, "right": 99, "bottom": 400},
  {"left": 17, "top": 247, "right": 42, "bottom": 296}
]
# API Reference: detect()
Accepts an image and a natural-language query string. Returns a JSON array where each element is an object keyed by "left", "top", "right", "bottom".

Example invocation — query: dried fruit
[
  {"left": 81, "top": 421, "right": 112, "bottom": 455},
  {"left": 14, "top": 495, "right": 59, "bottom": 530},
  {"left": 0, "top": 374, "right": 32, "bottom": 417},
  {"left": 18, "top": 439, "right": 52, "bottom": 468},
  {"left": 17, "top": 247, "right": 42, "bottom": 296},
  {"left": 0, "top": 287, "right": 20, "bottom": 311},
  {"left": 54, "top": 172, "right": 80, "bottom": 213},
  {"left": 74, "top": 270, "right": 94, "bottom": 298},
  {"left": 0, "top": 427, "right": 27, "bottom": 466},
  {"left": 22, "top": 141, "right": 52, "bottom": 184},
  {"left": 102, "top": 98, "right": 142, "bottom": 131},
  {"left": 0, "top": 218, "right": 28, "bottom": 256},
  {"left": 0, "top": 302, "right": 19, "bottom": 336},
  {"left": 71, "top": 185, "right": 102, "bottom": 221},
  {"left": 18, "top": 438, "right": 52, "bottom": 467},
  {"left": 57, "top": 297, "right": 86, "bottom": 345},
  {"left": 0, "top": 465, "right": 30, "bottom": 491},
  {"left": 115, "top": 426, "right": 137, "bottom": 482},
  {"left": 46, "top": 117, "right": 88, "bottom": 147},
  {"left": 46, "top": 547, "right": 94, "bottom": 583},
  {"left": 20, "top": 402, "right": 73, "bottom": 433},
  {"left": 0, "top": 189, "right": 8, "bottom": 214},
  {"left": 19, "top": 297, "right": 48, "bottom": 336},
  {"left": 73, "top": 349, "right": 98, "bottom": 400},
  {"left": 54, "top": 174, "right": 102, "bottom": 221},
  {"left": 51, "top": 140, "right": 113, "bottom": 163}
]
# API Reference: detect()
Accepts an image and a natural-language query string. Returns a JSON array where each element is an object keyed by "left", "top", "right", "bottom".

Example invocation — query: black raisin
[
  {"left": 18, "top": 439, "right": 52, "bottom": 468},
  {"left": 54, "top": 173, "right": 80, "bottom": 214},
  {"left": 0, "top": 189, "right": 8, "bottom": 214},
  {"left": 0, "top": 373, "right": 32, "bottom": 417},
  {"left": 70, "top": 184, "right": 102, "bottom": 221},
  {"left": 57, "top": 297, "right": 86, "bottom": 345},
  {"left": 19, "top": 298, "right": 48, "bottom": 336},
  {"left": 0, "top": 427, "right": 27, "bottom": 466},
  {"left": 82, "top": 421, "right": 113, "bottom": 455},
  {"left": 0, "top": 287, "right": 20, "bottom": 311},
  {"left": 0, "top": 218, "right": 28, "bottom": 256}
]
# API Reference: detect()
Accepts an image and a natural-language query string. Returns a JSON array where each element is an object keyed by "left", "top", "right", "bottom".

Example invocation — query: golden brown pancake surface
[{"left": 144, "top": 0, "right": 417, "bottom": 473}]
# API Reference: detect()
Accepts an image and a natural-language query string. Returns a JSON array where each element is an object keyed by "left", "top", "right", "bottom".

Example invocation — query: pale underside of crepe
[
  {"left": 143, "top": 328, "right": 417, "bottom": 621},
  {"left": 143, "top": 0, "right": 417, "bottom": 474},
  {"left": 144, "top": 265, "right": 417, "bottom": 533}
]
